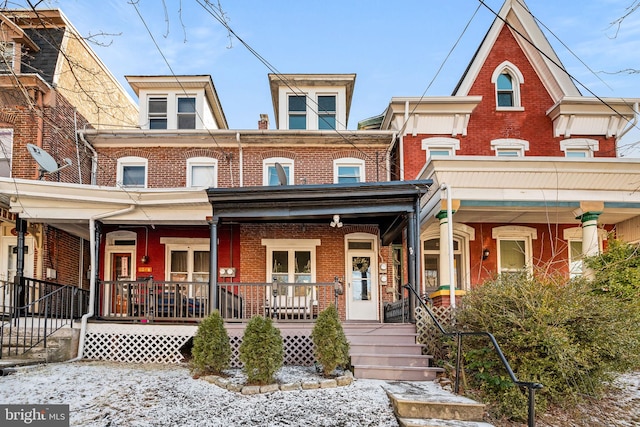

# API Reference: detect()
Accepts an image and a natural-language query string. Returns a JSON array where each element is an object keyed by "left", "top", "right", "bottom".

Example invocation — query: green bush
[
  {"left": 311, "top": 305, "right": 350, "bottom": 377},
  {"left": 239, "top": 315, "right": 283, "bottom": 385},
  {"left": 191, "top": 310, "right": 231, "bottom": 375},
  {"left": 585, "top": 239, "right": 640, "bottom": 300},
  {"left": 456, "top": 272, "right": 640, "bottom": 421}
]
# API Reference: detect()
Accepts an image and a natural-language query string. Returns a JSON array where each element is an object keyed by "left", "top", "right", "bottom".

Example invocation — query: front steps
[
  {"left": 343, "top": 323, "right": 444, "bottom": 381},
  {"left": 1, "top": 325, "right": 78, "bottom": 363},
  {"left": 384, "top": 381, "right": 493, "bottom": 427}
]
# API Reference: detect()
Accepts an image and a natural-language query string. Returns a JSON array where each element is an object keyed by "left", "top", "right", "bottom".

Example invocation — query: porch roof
[
  {"left": 207, "top": 180, "right": 433, "bottom": 245},
  {"left": 418, "top": 156, "right": 640, "bottom": 225}
]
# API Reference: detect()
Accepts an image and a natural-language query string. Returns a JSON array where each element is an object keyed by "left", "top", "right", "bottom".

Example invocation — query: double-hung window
[
  {"left": 148, "top": 97, "right": 168, "bottom": 129},
  {"left": 187, "top": 157, "right": 217, "bottom": 188},
  {"left": 496, "top": 73, "right": 514, "bottom": 107},
  {"left": 333, "top": 158, "right": 364, "bottom": 183},
  {"left": 0, "top": 42, "right": 14, "bottom": 73},
  {"left": 493, "top": 226, "right": 537, "bottom": 275},
  {"left": 491, "top": 61, "right": 524, "bottom": 110},
  {"left": 0, "top": 129, "right": 13, "bottom": 177},
  {"left": 177, "top": 97, "right": 196, "bottom": 129},
  {"left": 264, "top": 157, "right": 293, "bottom": 186},
  {"left": 318, "top": 95, "right": 336, "bottom": 130},
  {"left": 117, "top": 156, "right": 147, "bottom": 188},
  {"left": 288, "top": 95, "right": 307, "bottom": 129}
]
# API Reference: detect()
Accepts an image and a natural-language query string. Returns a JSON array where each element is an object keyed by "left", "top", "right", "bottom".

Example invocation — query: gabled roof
[{"left": 453, "top": 0, "right": 580, "bottom": 102}]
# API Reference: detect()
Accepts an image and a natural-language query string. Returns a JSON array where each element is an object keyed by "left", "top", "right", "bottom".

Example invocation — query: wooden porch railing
[{"left": 98, "top": 279, "right": 338, "bottom": 322}]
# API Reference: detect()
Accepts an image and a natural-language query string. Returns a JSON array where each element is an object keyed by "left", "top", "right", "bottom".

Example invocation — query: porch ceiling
[{"left": 208, "top": 180, "right": 433, "bottom": 245}]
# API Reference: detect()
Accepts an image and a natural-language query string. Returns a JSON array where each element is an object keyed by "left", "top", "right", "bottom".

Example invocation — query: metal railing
[
  {"left": 403, "top": 284, "right": 543, "bottom": 427},
  {"left": 1, "top": 278, "right": 89, "bottom": 359},
  {"left": 98, "top": 279, "right": 338, "bottom": 322}
]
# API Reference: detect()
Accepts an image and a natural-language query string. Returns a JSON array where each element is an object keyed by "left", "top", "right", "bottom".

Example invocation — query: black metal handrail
[
  {"left": 404, "top": 284, "right": 543, "bottom": 427},
  {"left": 2, "top": 278, "right": 89, "bottom": 358}
]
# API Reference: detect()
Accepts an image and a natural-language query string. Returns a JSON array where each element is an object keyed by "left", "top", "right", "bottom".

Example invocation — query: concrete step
[
  {"left": 343, "top": 323, "right": 418, "bottom": 334},
  {"left": 354, "top": 365, "right": 444, "bottom": 381},
  {"left": 347, "top": 333, "right": 417, "bottom": 345},
  {"left": 351, "top": 353, "right": 433, "bottom": 367},
  {"left": 384, "top": 381, "right": 486, "bottom": 422},
  {"left": 349, "top": 343, "right": 425, "bottom": 355}
]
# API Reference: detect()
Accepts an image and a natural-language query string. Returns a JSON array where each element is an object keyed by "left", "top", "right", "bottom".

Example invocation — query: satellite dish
[
  {"left": 26, "top": 143, "right": 72, "bottom": 180},
  {"left": 274, "top": 162, "right": 288, "bottom": 186}
]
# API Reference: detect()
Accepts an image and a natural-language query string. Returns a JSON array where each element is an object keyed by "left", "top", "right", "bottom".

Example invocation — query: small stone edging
[{"left": 199, "top": 370, "right": 354, "bottom": 395}]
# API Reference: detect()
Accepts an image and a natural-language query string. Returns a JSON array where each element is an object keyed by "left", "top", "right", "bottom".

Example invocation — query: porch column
[
  {"left": 209, "top": 217, "right": 219, "bottom": 312},
  {"left": 14, "top": 216, "right": 27, "bottom": 317},
  {"left": 436, "top": 209, "right": 454, "bottom": 292},
  {"left": 578, "top": 210, "right": 602, "bottom": 280}
]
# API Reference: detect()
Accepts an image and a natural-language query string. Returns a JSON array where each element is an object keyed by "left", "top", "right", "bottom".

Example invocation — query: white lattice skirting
[{"left": 83, "top": 323, "right": 197, "bottom": 364}]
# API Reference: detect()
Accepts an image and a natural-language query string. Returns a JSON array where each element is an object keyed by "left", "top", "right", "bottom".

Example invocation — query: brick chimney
[{"left": 258, "top": 114, "right": 269, "bottom": 130}]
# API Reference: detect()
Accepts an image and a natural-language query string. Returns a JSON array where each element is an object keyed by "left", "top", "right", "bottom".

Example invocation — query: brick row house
[
  {"left": 0, "top": 9, "right": 137, "bottom": 314},
  {"left": 363, "top": 0, "right": 640, "bottom": 306},
  {"left": 0, "top": 0, "right": 639, "bottom": 372}
]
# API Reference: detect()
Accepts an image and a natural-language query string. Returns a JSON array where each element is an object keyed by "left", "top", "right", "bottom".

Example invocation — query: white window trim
[
  {"left": 563, "top": 227, "right": 607, "bottom": 278},
  {"left": 187, "top": 157, "right": 218, "bottom": 188},
  {"left": 287, "top": 93, "right": 308, "bottom": 130},
  {"left": 420, "top": 223, "right": 475, "bottom": 292},
  {"left": 316, "top": 93, "right": 338, "bottom": 130},
  {"left": 0, "top": 42, "right": 15, "bottom": 73},
  {"left": 176, "top": 95, "right": 198, "bottom": 130},
  {"left": 560, "top": 138, "right": 599, "bottom": 157},
  {"left": 0, "top": 129, "right": 13, "bottom": 177},
  {"left": 491, "top": 61, "right": 525, "bottom": 111},
  {"left": 422, "top": 137, "right": 460, "bottom": 161},
  {"left": 491, "top": 138, "right": 529, "bottom": 157},
  {"left": 162, "top": 240, "right": 210, "bottom": 283},
  {"left": 492, "top": 225, "right": 537, "bottom": 274},
  {"left": 263, "top": 157, "right": 294, "bottom": 186},
  {"left": 333, "top": 157, "right": 365, "bottom": 183},
  {"left": 261, "top": 238, "right": 321, "bottom": 283},
  {"left": 116, "top": 156, "right": 148, "bottom": 188}
]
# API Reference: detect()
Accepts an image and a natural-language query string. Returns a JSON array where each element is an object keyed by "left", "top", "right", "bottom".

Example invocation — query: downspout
[
  {"left": 384, "top": 132, "right": 397, "bottom": 181},
  {"left": 440, "top": 183, "right": 455, "bottom": 308},
  {"left": 73, "top": 109, "right": 82, "bottom": 184},
  {"left": 68, "top": 205, "right": 135, "bottom": 362},
  {"left": 236, "top": 132, "right": 243, "bottom": 187},
  {"left": 78, "top": 129, "right": 98, "bottom": 186}
]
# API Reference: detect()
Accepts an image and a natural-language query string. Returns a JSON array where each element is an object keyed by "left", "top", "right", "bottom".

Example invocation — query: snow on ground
[{"left": 0, "top": 361, "right": 400, "bottom": 427}]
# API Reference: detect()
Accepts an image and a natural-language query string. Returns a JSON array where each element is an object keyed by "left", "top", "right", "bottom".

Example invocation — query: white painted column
[
  {"left": 436, "top": 210, "right": 452, "bottom": 291},
  {"left": 579, "top": 211, "right": 601, "bottom": 279}
]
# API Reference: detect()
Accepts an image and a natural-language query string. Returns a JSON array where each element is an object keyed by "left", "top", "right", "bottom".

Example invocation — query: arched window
[{"left": 491, "top": 61, "right": 524, "bottom": 110}]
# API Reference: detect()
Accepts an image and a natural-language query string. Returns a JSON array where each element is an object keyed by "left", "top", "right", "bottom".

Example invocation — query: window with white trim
[
  {"left": 422, "top": 137, "right": 460, "bottom": 161},
  {"left": 333, "top": 158, "right": 364, "bottom": 183},
  {"left": 0, "top": 129, "right": 13, "bottom": 177},
  {"left": 177, "top": 97, "right": 196, "bottom": 129},
  {"left": 161, "top": 238, "right": 210, "bottom": 298},
  {"left": 423, "top": 238, "right": 462, "bottom": 290},
  {"left": 491, "top": 138, "right": 529, "bottom": 157},
  {"left": 563, "top": 227, "right": 606, "bottom": 279},
  {"left": 491, "top": 61, "right": 524, "bottom": 110},
  {"left": 263, "top": 157, "right": 293, "bottom": 186},
  {"left": 492, "top": 226, "right": 537, "bottom": 274},
  {"left": 560, "top": 138, "right": 598, "bottom": 158},
  {"left": 0, "top": 42, "right": 14, "bottom": 74},
  {"left": 187, "top": 157, "right": 217, "bottom": 188},
  {"left": 288, "top": 95, "right": 307, "bottom": 130},
  {"left": 117, "top": 156, "right": 147, "bottom": 188},
  {"left": 318, "top": 95, "right": 336, "bottom": 130},
  {"left": 148, "top": 97, "right": 168, "bottom": 129}
]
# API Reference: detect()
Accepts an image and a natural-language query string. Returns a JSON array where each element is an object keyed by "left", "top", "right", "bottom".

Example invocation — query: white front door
[
  {"left": 346, "top": 236, "right": 378, "bottom": 320},
  {"left": 1, "top": 237, "right": 35, "bottom": 313}
]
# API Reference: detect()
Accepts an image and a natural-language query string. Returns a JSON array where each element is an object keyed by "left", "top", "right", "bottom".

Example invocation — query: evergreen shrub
[
  {"left": 191, "top": 310, "right": 231, "bottom": 375},
  {"left": 239, "top": 315, "right": 283, "bottom": 385},
  {"left": 311, "top": 304, "right": 350, "bottom": 377}
]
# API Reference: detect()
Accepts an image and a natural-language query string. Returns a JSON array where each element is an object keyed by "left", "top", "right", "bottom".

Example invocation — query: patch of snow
[{"left": 0, "top": 361, "right": 400, "bottom": 426}]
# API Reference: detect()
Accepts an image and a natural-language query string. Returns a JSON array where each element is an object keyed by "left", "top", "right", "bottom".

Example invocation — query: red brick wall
[
  {"left": 401, "top": 25, "right": 617, "bottom": 180},
  {"left": 95, "top": 145, "right": 389, "bottom": 188},
  {"left": 42, "top": 225, "right": 89, "bottom": 288}
]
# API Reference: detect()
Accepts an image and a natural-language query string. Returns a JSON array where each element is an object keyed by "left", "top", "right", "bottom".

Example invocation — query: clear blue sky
[{"left": 9, "top": 0, "right": 640, "bottom": 154}]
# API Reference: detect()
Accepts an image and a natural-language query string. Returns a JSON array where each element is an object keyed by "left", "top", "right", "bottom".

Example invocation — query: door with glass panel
[
  {"left": 2, "top": 240, "right": 34, "bottom": 314},
  {"left": 269, "top": 250, "right": 313, "bottom": 318},
  {"left": 346, "top": 239, "right": 378, "bottom": 321}
]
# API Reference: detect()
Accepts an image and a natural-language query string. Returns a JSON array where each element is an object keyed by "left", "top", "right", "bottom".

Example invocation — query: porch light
[
  {"left": 330, "top": 214, "right": 343, "bottom": 228},
  {"left": 482, "top": 248, "right": 490, "bottom": 260}
]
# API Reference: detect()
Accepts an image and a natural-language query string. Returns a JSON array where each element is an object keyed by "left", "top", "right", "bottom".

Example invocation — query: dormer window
[
  {"left": 318, "top": 95, "right": 336, "bottom": 130},
  {"left": 491, "top": 61, "right": 524, "bottom": 111},
  {"left": 177, "top": 97, "right": 196, "bottom": 129},
  {"left": 148, "top": 97, "right": 168, "bottom": 129},
  {"left": 0, "top": 42, "right": 14, "bottom": 74},
  {"left": 288, "top": 95, "right": 307, "bottom": 130}
]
